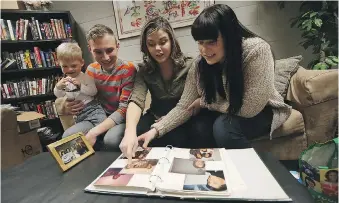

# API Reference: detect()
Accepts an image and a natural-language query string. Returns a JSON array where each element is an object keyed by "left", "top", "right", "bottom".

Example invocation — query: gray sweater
[{"left": 152, "top": 37, "right": 292, "bottom": 139}]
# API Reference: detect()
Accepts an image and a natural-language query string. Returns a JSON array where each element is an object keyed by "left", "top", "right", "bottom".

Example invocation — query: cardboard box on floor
[{"left": 1, "top": 109, "right": 45, "bottom": 170}]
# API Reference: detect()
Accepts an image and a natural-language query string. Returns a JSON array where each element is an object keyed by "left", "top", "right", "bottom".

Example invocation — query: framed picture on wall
[{"left": 112, "top": 0, "right": 214, "bottom": 39}]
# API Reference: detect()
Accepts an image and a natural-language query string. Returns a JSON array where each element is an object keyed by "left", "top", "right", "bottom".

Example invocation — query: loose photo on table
[
  {"left": 55, "top": 136, "right": 89, "bottom": 164},
  {"left": 94, "top": 168, "right": 134, "bottom": 187},
  {"left": 120, "top": 159, "right": 158, "bottom": 174},
  {"left": 169, "top": 158, "right": 206, "bottom": 175},
  {"left": 183, "top": 170, "right": 227, "bottom": 192},
  {"left": 189, "top": 149, "right": 221, "bottom": 161}
]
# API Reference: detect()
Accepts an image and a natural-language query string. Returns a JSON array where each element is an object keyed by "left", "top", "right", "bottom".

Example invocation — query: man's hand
[
  {"left": 187, "top": 98, "right": 202, "bottom": 116},
  {"left": 119, "top": 128, "right": 139, "bottom": 164},
  {"left": 137, "top": 128, "right": 158, "bottom": 148},
  {"left": 56, "top": 78, "right": 67, "bottom": 90},
  {"left": 65, "top": 100, "right": 84, "bottom": 115},
  {"left": 85, "top": 128, "right": 100, "bottom": 146}
]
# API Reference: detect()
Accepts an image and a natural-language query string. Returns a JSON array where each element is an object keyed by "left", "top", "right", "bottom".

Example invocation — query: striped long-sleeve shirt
[{"left": 86, "top": 59, "right": 136, "bottom": 125}]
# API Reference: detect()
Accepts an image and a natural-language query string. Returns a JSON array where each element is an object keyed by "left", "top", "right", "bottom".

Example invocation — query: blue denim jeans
[{"left": 188, "top": 106, "right": 273, "bottom": 149}]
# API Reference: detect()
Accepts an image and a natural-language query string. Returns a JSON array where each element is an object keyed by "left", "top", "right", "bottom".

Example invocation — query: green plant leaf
[
  {"left": 314, "top": 19, "right": 323, "bottom": 27},
  {"left": 302, "top": 19, "right": 312, "bottom": 26},
  {"left": 328, "top": 56, "right": 339, "bottom": 63},
  {"left": 310, "top": 12, "right": 318, "bottom": 17},
  {"left": 325, "top": 58, "right": 337, "bottom": 66},
  {"left": 302, "top": 11, "right": 311, "bottom": 17},
  {"left": 313, "top": 62, "right": 329, "bottom": 70},
  {"left": 301, "top": 19, "right": 313, "bottom": 30},
  {"left": 320, "top": 41, "right": 331, "bottom": 51},
  {"left": 310, "top": 28, "right": 319, "bottom": 35}
]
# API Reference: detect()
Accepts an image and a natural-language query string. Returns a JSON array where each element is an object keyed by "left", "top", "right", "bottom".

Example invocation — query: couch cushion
[
  {"left": 275, "top": 55, "right": 303, "bottom": 98},
  {"left": 251, "top": 109, "right": 305, "bottom": 141},
  {"left": 272, "top": 109, "right": 305, "bottom": 138}
]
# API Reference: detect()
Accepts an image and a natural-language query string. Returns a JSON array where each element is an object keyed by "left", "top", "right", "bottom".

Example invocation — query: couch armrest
[
  {"left": 286, "top": 67, "right": 338, "bottom": 106},
  {"left": 286, "top": 67, "right": 338, "bottom": 145}
]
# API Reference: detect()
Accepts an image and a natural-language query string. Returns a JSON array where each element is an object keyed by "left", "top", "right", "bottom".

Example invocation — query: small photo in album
[
  {"left": 94, "top": 168, "right": 133, "bottom": 187},
  {"left": 169, "top": 158, "right": 206, "bottom": 175},
  {"left": 189, "top": 149, "right": 221, "bottom": 161},
  {"left": 120, "top": 159, "right": 158, "bottom": 174},
  {"left": 120, "top": 147, "right": 151, "bottom": 160},
  {"left": 183, "top": 170, "right": 227, "bottom": 192}
]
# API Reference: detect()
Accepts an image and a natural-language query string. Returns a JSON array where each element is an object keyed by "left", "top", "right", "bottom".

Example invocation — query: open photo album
[{"left": 85, "top": 147, "right": 292, "bottom": 201}]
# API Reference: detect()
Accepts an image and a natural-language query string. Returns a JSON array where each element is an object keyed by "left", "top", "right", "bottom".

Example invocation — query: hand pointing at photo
[{"left": 120, "top": 129, "right": 139, "bottom": 164}]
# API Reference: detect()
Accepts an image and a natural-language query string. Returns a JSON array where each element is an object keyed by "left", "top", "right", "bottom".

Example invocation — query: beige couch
[
  {"left": 56, "top": 67, "right": 338, "bottom": 160},
  {"left": 252, "top": 67, "right": 338, "bottom": 160}
]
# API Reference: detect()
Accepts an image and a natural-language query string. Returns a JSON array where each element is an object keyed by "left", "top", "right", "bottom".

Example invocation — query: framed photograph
[
  {"left": 47, "top": 132, "right": 94, "bottom": 172},
  {"left": 112, "top": 0, "right": 214, "bottom": 39}
]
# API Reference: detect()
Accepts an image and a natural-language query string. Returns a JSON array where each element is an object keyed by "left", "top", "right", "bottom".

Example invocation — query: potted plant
[{"left": 279, "top": 1, "right": 338, "bottom": 70}]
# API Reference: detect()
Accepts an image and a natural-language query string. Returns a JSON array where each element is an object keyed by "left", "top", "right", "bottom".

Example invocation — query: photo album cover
[{"left": 84, "top": 147, "right": 291, "bottom": 201}]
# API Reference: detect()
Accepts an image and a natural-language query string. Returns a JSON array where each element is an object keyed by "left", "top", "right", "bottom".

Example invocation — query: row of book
[
  {"left": 1, "top": 18, "right": 72, "bottom": 41},
  {"left": 18, "top": 100, "right": 59, "bottom": 120},
  {"left": 1, "top": 75, "right": 62, "bottom": 99},
  {"left": 2, "top": 47, "right": 59, "bottom": 70}
]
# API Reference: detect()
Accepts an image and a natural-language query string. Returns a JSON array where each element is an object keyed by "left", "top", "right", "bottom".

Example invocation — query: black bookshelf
[
  {"left": 2, "top": 93, "right": 55, "bottom": 103},
  {"left": 1, "top": 9, "right": 77, "bottom": 136},
  {"left": 1, "top": 38, "right": 72, "bottom": 44},
  {"left": 1, "top": 66, "right": 61, "bottom": 73}
]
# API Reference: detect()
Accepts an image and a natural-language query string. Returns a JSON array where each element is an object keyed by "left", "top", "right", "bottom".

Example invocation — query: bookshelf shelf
[
  {"left": 2, "top": 66, "right": 61, "bottom": 73},
  {"left": 1, "top": 9, "right": 70, "bottom": 15},
  {"left": 1, "top": 39, "right": 72, "bottom": 44},
  {"left": 2, "top": 93, "right": 56, "bottom": 103}
]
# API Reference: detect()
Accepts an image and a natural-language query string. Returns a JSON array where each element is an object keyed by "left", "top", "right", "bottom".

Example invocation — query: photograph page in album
[
  {"left": 85, "top": 147, "right": 170, "bottom": 195},
  {"left": 155, "top": 148, "right": 231, "bottom": 198}
]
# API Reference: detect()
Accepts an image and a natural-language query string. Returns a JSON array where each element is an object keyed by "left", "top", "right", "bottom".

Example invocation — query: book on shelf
[
  {"left": 2, "top": 47, "right": 59, "bottom": 70},
  {"left": 0, "top": 17, "right": 72, "bottom": 41},
  {"left": 1, "top": 75, "right": 62, "bottom": 99},
  {"left": 18, "top": 100, "right": 58, "bottom": 119},
  {"left": 85, "top": 147, "right": 291, "bottom": 201},
  {"left": 1, "top": 58, "right": 17, "bottom": 70}
]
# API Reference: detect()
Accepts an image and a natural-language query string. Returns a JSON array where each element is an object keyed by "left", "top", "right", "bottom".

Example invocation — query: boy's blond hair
[
  {"left": 86, "top": 24, "right": 116, "bottom": 42},
  {"left": 56, "top": 42, "right": 83, "bottom": 62}
]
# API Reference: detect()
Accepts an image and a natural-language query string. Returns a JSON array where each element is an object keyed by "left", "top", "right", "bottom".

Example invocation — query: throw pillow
[{"left": 275, "top": 55, "right": 303, "bottom": 98}]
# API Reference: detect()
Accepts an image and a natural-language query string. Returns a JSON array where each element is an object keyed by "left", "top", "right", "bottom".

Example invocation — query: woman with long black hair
[{"left": 138, "top": 4, "right": 291, "bottom": 149}]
